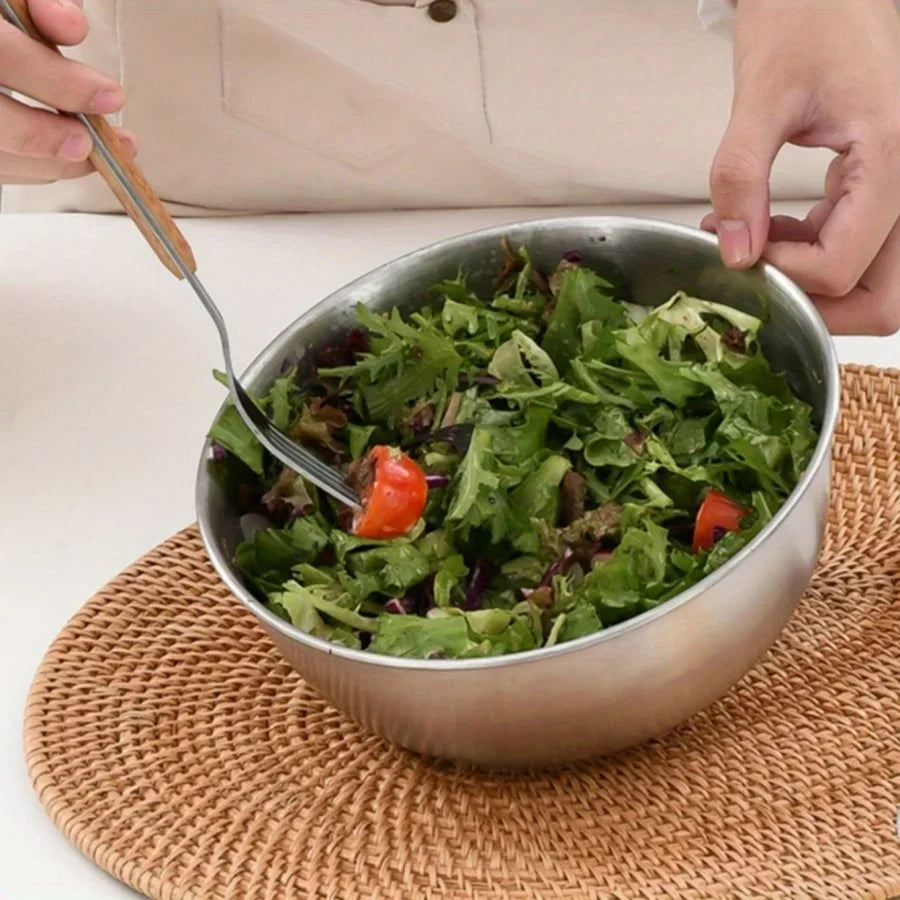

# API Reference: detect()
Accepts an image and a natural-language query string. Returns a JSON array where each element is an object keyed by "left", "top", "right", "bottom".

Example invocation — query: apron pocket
[{"left": 219, "top": 0, "right": 488, "bottom": 171}]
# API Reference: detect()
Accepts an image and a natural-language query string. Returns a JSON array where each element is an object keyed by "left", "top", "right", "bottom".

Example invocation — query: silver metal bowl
[{"left": 196, "top": 216, "right": 839, "bottom": 767}]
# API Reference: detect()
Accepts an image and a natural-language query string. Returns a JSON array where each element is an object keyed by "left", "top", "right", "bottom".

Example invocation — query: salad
[{"left": 209, "top": 243, "right": 817, "bottom": 660}]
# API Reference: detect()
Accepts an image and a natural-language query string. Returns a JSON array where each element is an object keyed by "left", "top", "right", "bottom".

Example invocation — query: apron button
[{"left": 427, "top": 0, "right": 457, "bottom": 23}]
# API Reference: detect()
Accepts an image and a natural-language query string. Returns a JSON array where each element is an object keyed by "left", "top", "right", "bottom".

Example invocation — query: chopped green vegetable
[
  {"left": 369, "top": 614, "right": 472, "bottom": 659},
  {"left": 211, "top": 246, "right": 817, "bottom": 658},
  {"left": 208, "top": 405, "right": 263, "bottom": 475}
]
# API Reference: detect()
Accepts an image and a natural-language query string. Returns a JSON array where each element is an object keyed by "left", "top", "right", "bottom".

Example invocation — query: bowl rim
[{"left": 196, "top": 214, "right": 840, "bottom": 671}]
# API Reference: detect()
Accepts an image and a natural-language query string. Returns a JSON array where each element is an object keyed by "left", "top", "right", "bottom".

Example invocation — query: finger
[
  {"left": 0, "top": 20, "right": 123, "bottom": 113},
  {"left": 709, "top": 90, "right": 791, "bottom": 269},
  {"left": 780, "top": 158, "right": 840, "bottom": 270},
  {"left": 765, "top": 142, "right": 900, "bottom": 297},
  {"left": 0, "top": 93, "right": 94, "bottom": 159},
  {"left": 0, "top": 151, "right": 90, "bottom": 182},
  {"left": 708, "top": 199, "right": 836, "bottom": 252},
  {"left": 810, "top": 217, "right": 900, "bottom": 336},
  {"left": 705, "top": 211, "right": 817, "bottom": 244},
  {"left": 0, "top": 126, "right": 136, "bottom": 182},
  {"left": 823, "top": 152, "right": 843, "bottom": 201},
  {"left": 26, "top": 0, "right": 88, "bottom": 46},
  {"left": 768, "top": 198, "right": 835, "bottom": 241},
  {"left": 804, "top": 198, "right": 835, "bottom": 235},
  {"left": 767, "top": 215, "right": 816, "bottom": 244},
  {"left": 110, "top": 127, "right": 137, "bottom": 155}
]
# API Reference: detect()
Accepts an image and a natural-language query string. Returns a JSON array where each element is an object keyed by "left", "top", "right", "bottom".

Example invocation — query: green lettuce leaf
[
  {"left": 274, "top": 580, "right": 375, "bottom": 635},
  {"left": 441, "top": 298, "right": 481, "bottom": 336},
  {"left": 511, "top": 454, "right": 571, "bottom": 522},
  {"left": 543, "top": 267, "right": 624, "bottom": 372},
  {"left": 558, "top": 603, "right": 603, "bottom": 643},
  {"left": 323, "top": 304, "right": 461, "bottom": 422},
  {"left": 488, "top": 404, "right": 554, "bottom": 468},
  {"left": 266, "top": 369, "right": 298, "bottom": 431},
  {"left": 434, "top": 554, "right": 468, "bottom": 607},
  {"left": 370, "top": 614, "right": 472, "bottom": 658},
  {"left": 488, "top": 330, "right": 559, "bottom": 385},
  {"left": 346, "top": 424, "right": 376, "bottom": 459},
  {"left": 235, "top": 516, "right": 331, "bottom": 590},
  {"left": 461, "top": 607, "right": 540, "bottom": 655},
  {"left": 345, "top": 543, "right": 431, "bottom": 594},
  {"left": 446, "top": 427, "right": 522, "bottom": 541},
  {"left": 208, "top": 406, "right": 264, "bottom": 475},
  {"left": 577, "top": 516, "right": 670, "bottom": 624},
  {"left": 614, "top": 328, "right": 708, "bottom": 407}
]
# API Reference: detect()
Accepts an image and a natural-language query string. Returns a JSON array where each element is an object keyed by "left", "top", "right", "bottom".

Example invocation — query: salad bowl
[{"left": 196, "top": 216, "right": 839, "bottom": 767}]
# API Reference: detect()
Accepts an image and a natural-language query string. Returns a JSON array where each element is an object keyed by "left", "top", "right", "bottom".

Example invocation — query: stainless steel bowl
[{"left": 196, "top": 216, "right": 839, "bottom": 767}]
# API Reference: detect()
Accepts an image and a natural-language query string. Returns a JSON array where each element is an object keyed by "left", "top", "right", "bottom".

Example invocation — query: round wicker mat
[{"left": 24, "top": 364, "right": 900, "bottom": 900}]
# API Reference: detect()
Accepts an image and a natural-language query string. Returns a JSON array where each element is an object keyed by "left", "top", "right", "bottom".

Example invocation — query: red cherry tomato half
[
  {"left": 352, "top": 445, "right": 428, "bottom": 539},
  {"left": 691, "top": 489, "right": 746, "bottom": 554}
]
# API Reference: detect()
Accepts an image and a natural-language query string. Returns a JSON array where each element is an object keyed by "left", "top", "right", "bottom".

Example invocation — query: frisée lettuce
[{"left": 209, "top": 244, "right": 817, "bottom": 659}]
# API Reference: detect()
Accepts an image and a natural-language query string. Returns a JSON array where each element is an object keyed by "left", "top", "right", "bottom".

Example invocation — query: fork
[{"left": 0, "top": 0, "right": 361, "bottom": 509}]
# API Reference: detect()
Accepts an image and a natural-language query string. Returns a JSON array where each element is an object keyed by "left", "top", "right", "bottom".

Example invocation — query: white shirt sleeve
[
  {"left": 697, "top": 0, "right": 735, "bottom": 35},
  {"left": 699, "top": 0, "right": 900, "bottom": 33}
]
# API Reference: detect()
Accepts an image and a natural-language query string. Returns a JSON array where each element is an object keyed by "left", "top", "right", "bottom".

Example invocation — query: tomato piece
[
  {"left": 691, "top": 489, "right": 746, "bottom": 554},
  {"left": 351, "top": 445, "right": 428, "bottom": 539}
]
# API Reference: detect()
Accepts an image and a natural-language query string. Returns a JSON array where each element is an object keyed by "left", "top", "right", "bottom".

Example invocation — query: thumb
[{"left": 709, "top": 98, "right": 785, "bottom": 269}]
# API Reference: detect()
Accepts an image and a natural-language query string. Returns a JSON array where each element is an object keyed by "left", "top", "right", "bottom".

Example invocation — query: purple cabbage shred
[
  {"left": 539, "top": 546, "right": 576, "bottom": 587},
  {"left": 464, "top": 559, "right": 494, "bottom": 610},
  {"left": 562, "top": 250, "right": 583, "bottom": 263},
  {"left": 385, "top": 597, "right": 417, "bottom": 615},
  {"left": 211, "top": 443, "right": 227, "bottom": 463},
  {"left": 425, "top": 474, "right": 451, "bottom": 489}
]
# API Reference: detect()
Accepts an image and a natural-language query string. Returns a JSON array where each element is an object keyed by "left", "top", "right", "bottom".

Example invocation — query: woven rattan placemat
[{"left": 24, "top": 364, "right": 900, "bottom": 900}]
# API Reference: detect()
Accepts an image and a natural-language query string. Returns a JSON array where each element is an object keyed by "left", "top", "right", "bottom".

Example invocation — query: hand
[
  {"left": 704, "top": 0, "right": 900, "bottom": 335},
  {"left": 0, "top": 0, "right": 135, "bottom": 185}
]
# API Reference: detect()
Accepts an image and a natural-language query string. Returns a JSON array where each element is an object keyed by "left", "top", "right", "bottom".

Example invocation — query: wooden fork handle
[{"left": 2, "top": 0, "right": 197, "bottom": 278}]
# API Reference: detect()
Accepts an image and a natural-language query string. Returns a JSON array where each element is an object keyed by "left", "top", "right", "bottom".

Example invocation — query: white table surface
[{"left": 2, "top": 203, "right": 899, "bottom": 899}]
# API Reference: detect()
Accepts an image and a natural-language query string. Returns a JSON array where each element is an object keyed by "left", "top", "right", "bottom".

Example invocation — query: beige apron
[{"left": 2, "top": 0, "right": 827, "bottom": 215}]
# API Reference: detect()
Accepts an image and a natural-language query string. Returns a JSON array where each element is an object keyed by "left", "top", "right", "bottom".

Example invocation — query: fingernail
[
  {"left": 57, "top": 0, "right": 84, "bottom": 9},
  {"left": 117, "top": 132, "right": 138, "bottom": 155},
  {"left": 89, "top": 87, "right": 124, "bottom": 114},
  {"left": 718, "top": 219, "right": 752, "bottom": 267},
  {"left": 58, "top": 132, "right": 92, "bottom": 161}
]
